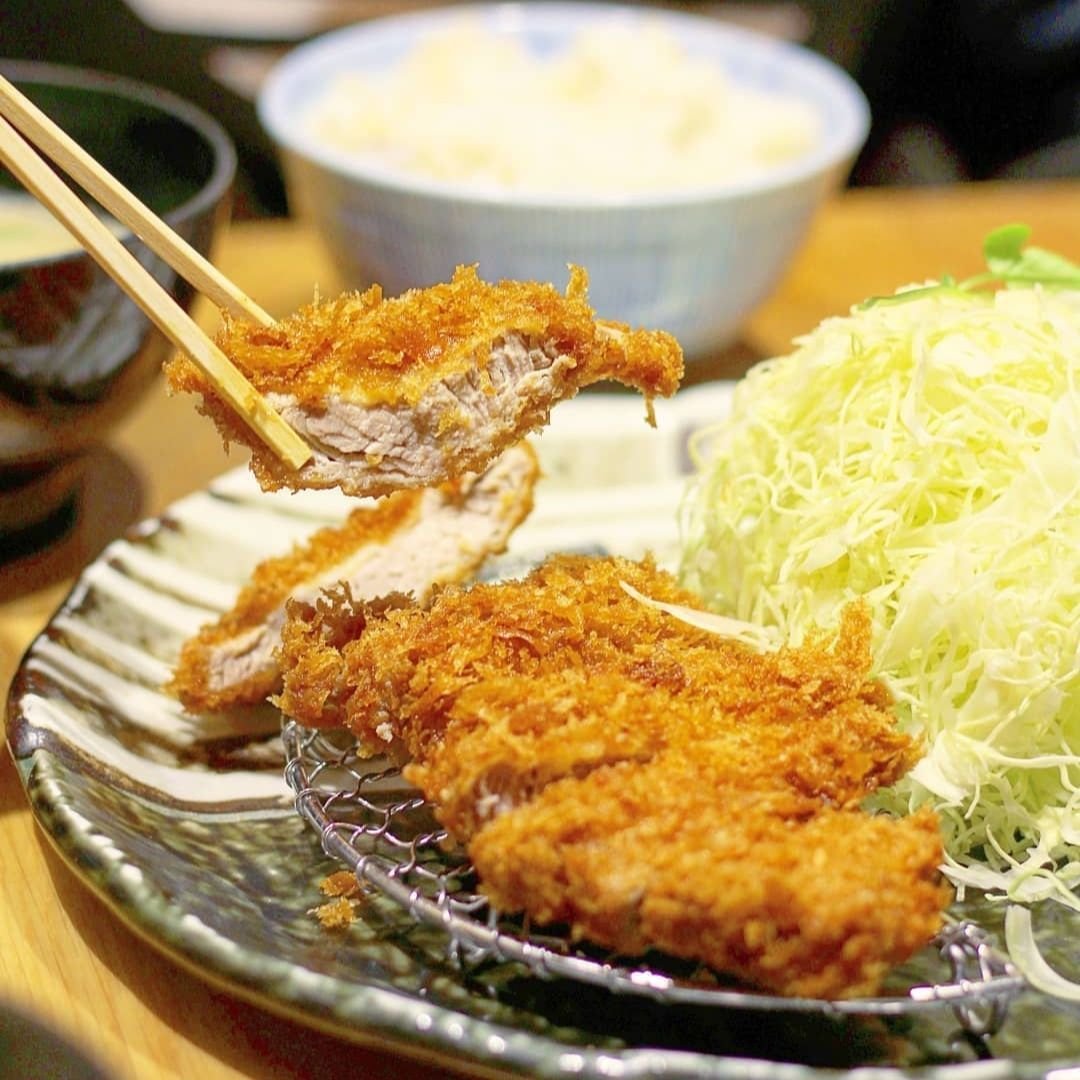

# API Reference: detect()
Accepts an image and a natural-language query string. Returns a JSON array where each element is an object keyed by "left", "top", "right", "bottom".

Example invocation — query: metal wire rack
[{"left": 282, "top": 720, "right": 1026, "bottom": 1038}]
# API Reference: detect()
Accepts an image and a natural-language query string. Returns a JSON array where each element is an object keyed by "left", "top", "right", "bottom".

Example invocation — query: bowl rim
[
  {"left": 257, "top": 0, "right": 871, "bottom": 210},
  {"left": 0, "top": 60, "right": 237, "bottom": 230}
]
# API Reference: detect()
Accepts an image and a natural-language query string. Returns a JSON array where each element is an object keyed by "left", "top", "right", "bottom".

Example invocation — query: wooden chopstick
[
  {"left": 0, "top": 113, "right": 311, "bottom": 471},
  {"left": 0, "top": 73, "right": 275, "bottom": 328}
]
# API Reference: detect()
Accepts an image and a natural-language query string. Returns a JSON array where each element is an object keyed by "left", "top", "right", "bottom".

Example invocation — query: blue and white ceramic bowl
[{"left": 259, "top": 2, "right": 869, "bottom": 360}]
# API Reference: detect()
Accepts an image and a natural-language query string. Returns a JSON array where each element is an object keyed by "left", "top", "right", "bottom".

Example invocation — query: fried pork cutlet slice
[
  {"left": 471, "top": 755, "right": 946, "bottom": 1000},
  {"left": 277, "top": 556, "right": 910, "bottom": 802},
  {"left": 276, "top": 555, "right": 949, "bottom": 998},
  {"left": 169, "top": 441, "right": 538, "bottom": 713},
  {"left": 165, "top": 265, "right": 683, "bottom": 497}
]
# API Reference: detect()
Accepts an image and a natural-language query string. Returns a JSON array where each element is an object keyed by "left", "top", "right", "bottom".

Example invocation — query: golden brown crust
[
  {"left": 276, "top": 554, "right": 948, "bottom": 997},
  {"left": 169, "top": 442, "right": 540, "bottom": 713},
  {"left": 165, "top": 266, "right": 683, "bottom": 492},
  {"left": 172, "top": 265, "right": 681, "bottom": 404},
  {"left": 471, "top": 767, "right": 946, "bottom": 999},
  {"left": 278, "top": 555, "right": 911, "bottom": 791},
  {"left": 167, "top": 489, "right": 424, "bottom": 712}
]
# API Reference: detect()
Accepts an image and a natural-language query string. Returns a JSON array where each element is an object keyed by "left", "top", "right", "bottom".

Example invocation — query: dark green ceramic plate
[{"left": 8, "top": 385, "right": 1080, "bottom": 1077}]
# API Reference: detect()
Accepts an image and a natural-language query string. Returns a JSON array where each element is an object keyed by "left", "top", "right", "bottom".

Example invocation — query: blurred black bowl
[{"left": 0, "top": 62, "right": 235, "bottom": 543}]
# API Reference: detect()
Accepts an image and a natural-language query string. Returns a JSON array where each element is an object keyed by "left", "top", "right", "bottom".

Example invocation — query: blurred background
[{"left": 3, "top": 0, "right": 1078, "bottom": 219}]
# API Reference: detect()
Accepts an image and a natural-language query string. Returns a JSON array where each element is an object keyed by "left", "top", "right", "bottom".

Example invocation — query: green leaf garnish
[
  {"left": 858, "top": 277, "right": 958, "bottom": 309},
  {"left": 860, "top": 224, "right": 1080, "bottom": 309},
  {"left": 980, "top": 222, "right": 1080, "bottom": 287},
  {"left": 983, "top": 222, "right": 1033, "bottom": 270}
]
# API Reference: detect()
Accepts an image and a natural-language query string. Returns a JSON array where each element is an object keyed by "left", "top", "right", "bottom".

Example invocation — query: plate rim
[{"left": 4, "top": 382, "right": 1073, "bottom": 1078}]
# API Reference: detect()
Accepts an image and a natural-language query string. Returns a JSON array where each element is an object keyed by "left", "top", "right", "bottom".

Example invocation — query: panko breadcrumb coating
[
  {"left": 165, "top": 265, "right": 683, "bottom": 497},
  {"left": 277, "top": 554, "right": 949, "bottom": 999},
  {"left": 168, "top": 442, "right": 538, "bottom": 713}
]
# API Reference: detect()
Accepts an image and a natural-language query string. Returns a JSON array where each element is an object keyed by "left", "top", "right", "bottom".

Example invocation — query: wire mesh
[{"left": 282, "top": 719, "right": 1025, "bottom": 1037}]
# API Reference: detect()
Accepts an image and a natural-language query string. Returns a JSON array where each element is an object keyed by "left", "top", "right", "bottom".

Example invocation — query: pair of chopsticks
[{"left": 0, "top": 74, "right": 311, "bottom": 470}]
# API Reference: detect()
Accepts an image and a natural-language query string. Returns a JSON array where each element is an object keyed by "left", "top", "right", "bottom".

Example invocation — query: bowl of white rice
[{"left": 258, "top": 2, "right": 869, "bottom": 359}]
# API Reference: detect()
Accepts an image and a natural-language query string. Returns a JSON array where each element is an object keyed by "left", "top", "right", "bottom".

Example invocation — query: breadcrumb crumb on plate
[{"left": 312, "top": 871, "right": 363, "bottom": 929}]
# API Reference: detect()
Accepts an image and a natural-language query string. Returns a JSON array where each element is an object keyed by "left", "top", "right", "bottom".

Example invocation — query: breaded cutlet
[
  {"left": 169, "top": 441, "right": 538, "bottom": 712},
  {"left": 165, "top": 265, "right": 683, "bottom": 497},
  {"left": 275, "top": 553, "right": 949, "bottom": 998},
  {"left": 468, "top": 728, "right": 946, "bottom": 1000}
]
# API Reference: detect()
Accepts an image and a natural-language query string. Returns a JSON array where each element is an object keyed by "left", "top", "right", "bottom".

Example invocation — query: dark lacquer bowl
[{"left": 0, "top": 62, "right": 235, "bottom": 544}]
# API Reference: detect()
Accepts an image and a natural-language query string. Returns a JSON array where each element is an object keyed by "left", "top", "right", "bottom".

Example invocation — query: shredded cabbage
[
  {"left": 619, "top": 581, "right": 781, "bottom": 652},
  {"left": 1004, "top": 905, "right": 1080, "bottom": 1000},
  {"left": 678, "top": 240, "right": 1080, "bottom": 896}
]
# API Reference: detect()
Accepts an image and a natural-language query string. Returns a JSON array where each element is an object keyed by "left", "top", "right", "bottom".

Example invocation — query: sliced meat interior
[
  {"left": 169, "top": 441, "right": 538, "bottom": 712},
  {"left": 166, "top": 265, "right": 683, "bottom": 497}
]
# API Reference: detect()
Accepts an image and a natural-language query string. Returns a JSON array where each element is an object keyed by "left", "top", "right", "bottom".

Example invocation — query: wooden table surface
[{"left": 2, "top": 180, "right": 1078, "bottom": 1079}]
